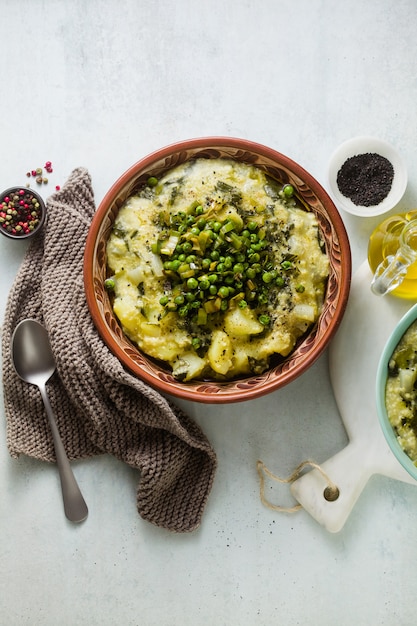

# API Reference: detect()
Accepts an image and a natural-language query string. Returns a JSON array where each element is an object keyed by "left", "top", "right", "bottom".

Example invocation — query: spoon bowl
[{"left": 11, "top": 319, "right": 88, "bottom": 523}]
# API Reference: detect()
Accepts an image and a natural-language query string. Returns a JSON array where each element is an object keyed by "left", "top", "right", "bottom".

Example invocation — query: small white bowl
[{"left": 328, "top": 136, "right": 407, "bottom": 217}]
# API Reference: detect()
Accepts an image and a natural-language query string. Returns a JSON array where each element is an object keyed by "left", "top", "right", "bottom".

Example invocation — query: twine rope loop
[{"left": 257, "top": 459, "right": 340, "bottom": 513}]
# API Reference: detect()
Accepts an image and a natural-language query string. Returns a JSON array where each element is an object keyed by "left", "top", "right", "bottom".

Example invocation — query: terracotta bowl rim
[{"left": 84, "top": 136, "right": 351, "bottom": 403}]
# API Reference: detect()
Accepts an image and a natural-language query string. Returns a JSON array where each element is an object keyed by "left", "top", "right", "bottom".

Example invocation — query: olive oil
[{"left": 368, "top": 211, "right": 417, "bottom": 299}]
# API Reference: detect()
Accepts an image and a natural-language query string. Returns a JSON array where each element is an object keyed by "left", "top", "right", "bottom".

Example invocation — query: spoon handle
[{"left": 38, "top": 384, "right": 88, "bottom": 523}]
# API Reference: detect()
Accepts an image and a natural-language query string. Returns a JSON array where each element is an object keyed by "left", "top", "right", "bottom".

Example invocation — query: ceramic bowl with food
[
  {"left": 328, "top": 136, "right": 407, "bottom": 217},
  {"left": 0, "top": 186, "right": 46, "bottom": 239},
  {"left": 84, "top": 137, "right": 351, "bottom": 403},
  {"left": 376, "top": 303, "right": 417, "bottom": 481}
]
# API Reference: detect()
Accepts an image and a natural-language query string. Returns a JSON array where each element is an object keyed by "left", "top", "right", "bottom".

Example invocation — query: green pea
[
  {"left": 174, "top": 295, "right": 185, "bottom": 305},
  {"left": 283, "top": 184, "right": 294, "bottom": 198},
  {"left": 147, "top": 176, "right": 158, "bottom": 187},
  {"left": 170, "top": 259, "right": 181, "bottom": 270},
  {"left": 178, "top": 305, "right": 189, "bottom": 317},
  {"left": 259, "top": 314, "right": 271, "bottom": 325},
  {"left": 262, "top": 272, "right": 274, "bottom": 284},
  {"left": 104, "top": 278, "right": 115, "bottom": 290},
  {"left": 187, "top": 277, "right": 198, "bottom": 290},
  {"left": 199, "top": 278, "right": 210, "bottom": 290},
  {"left": 218, "top": 286, "right": 229, "bottom": 298},
  {"left": 209, "top": 285, "right": 218, "bottom": 295}
]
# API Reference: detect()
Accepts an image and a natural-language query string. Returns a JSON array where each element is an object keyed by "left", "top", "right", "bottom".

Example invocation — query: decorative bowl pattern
[{"left": 84, "top": 137, "right": 351, "bottom": 403}]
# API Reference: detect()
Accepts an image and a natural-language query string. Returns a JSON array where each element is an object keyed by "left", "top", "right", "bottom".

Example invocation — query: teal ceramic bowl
[{"left": 376, "top": 303, "right": 417, "bottom": 481}]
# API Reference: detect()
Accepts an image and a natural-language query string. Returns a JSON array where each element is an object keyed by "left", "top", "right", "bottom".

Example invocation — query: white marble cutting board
[{"left": 291, "top": 261, "right": 417, "bottom": 532}]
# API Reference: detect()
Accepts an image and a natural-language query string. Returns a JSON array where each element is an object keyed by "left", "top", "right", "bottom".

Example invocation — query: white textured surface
[{"left": 1, "top": 1, "right": 417, "bottom": 625}]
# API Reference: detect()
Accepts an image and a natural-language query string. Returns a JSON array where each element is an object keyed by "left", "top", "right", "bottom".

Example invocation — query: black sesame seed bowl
[
  {"left": 327, "top": 136, "right": 407, "bottom": 217},
  {"left": 0, "top": 186, "right": 46, "bottom": 240}
]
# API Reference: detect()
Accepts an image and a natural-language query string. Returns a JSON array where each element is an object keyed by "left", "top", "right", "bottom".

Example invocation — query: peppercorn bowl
[
  {"left": 84, "top": 137, "right": 351, "bottom": 403},
  {"left": 0, "top": 186, "right": 46, "bottom": 239},
  {"left": 327, "top": 136, "right": 407, "bottom": 217}
]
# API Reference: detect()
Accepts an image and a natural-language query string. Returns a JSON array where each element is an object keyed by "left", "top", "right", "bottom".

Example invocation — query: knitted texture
[{"left": 1, "top": 168, "right": 217, "bottom": 532}]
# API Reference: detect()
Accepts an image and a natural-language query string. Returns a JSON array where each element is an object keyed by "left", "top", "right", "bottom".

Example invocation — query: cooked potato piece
[
  {"left": 224, "top": 306, "right": 264, "bottom": 337},
  {"left": 172, "top": 352, "right": 207, "bottom": 381},
  {"left": 207, "top": 330, "right": 233, "bottom": 375}
]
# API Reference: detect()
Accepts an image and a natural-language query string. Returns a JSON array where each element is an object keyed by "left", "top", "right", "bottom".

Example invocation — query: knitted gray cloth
[{"left": 1, "top": 168, "right": 217, "bottom": 532}]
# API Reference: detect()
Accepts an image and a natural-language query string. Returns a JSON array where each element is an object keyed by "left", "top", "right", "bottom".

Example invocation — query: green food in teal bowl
[{"left": 376, "top": 303, "right": 417, "bottom": 481}]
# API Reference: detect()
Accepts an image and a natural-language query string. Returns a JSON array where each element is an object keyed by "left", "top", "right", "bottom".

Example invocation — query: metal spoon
[{"left": 11, "top": 319, "right": 88, "bottom": 523}]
